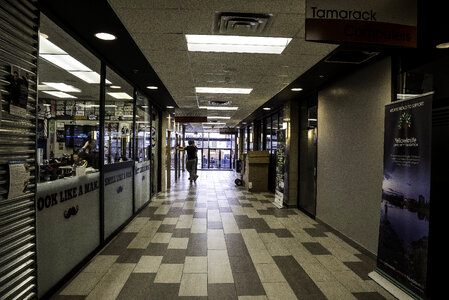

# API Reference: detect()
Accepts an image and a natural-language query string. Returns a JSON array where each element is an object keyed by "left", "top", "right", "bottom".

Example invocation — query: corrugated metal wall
[{"left": 0, "top": 0, "right": 38, "bottom": 299}]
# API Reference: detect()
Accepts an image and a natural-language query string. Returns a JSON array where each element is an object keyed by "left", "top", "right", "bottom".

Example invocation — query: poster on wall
[
  {"left": 8, "top": 159, "right": 31, "bottom": 199},
  {"left": 376, "top": 93, "right": 432, "bottom": 297},
  {"left": 274, "top": 129, "right": 286, "bottom": 208},
  {"left": 6, "top": 65, "right": 30, "bottom": 117}
]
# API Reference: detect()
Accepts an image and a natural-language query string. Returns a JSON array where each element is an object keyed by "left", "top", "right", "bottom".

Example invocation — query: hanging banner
[
  {"left": 377, "top": 94, "right": 432, "bottom": 297},
  {"left": 305, "top": 0, "right": 417, "bottom": 48}
]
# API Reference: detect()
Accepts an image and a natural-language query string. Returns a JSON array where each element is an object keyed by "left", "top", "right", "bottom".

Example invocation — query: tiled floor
[{"left": 52, "top": 171, "right": 394, "bottom": 300}]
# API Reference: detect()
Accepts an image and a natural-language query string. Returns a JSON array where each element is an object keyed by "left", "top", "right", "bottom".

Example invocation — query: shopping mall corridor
[{"left": 52, "top": 171, "right": 393, "bottom": 300}]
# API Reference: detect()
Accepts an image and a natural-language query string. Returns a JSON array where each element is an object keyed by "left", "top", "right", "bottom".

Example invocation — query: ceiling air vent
[
  {"left": 324, "top": 50, "right": 379, "bottom": 64},
  {"left": 213, "top": 12, "right": 273, "bottom": 35},
  {"left": 208, "top": 100, "right": 232, "bottom": 105}
]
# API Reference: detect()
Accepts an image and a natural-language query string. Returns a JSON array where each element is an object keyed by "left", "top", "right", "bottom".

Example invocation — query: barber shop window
[
  {"left": 37, "top": 14, "right": 101, "bottom": 182},
  {"left": 136, "top": 92, "right": 151, "bottom": 162},
  {"left": 104, "top": 67, "right": 134, "bottom": 165}
]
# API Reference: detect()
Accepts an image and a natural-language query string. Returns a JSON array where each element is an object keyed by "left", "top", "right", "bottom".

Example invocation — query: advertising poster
[
  {"left": 274, "top": 129, "right": 286, "bottom": 208},
  {"left": 8, "top": 159, "right": 31, "bottom": 199},
  {"left": 377, "top": 94, "right": 432, "bottom": 296},
  {"left": 6, "top": 65, "right": 29, "bottom": 117}
]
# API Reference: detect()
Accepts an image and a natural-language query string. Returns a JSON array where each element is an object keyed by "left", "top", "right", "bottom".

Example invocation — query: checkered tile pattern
[{"left": 52, "top": 171, "right": 394, "bottom": 300}]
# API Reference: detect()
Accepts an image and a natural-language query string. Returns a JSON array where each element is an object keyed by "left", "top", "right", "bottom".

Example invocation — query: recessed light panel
[
  {"left": 147, "top": 86, "right": 158, "bottom": 90},
  {"left": 42, "top": 82, "right": 81, "bottom": 93},
  {"left": 186, "top": 35, "right": 292, "bottom": 54},
  {"left": 199, "top": 106, "right": 239, "bottom": 111},
  {"left": 196, "top": 87, "right": 252, "bottom": 94},
  {"left": 42, "top": 91, "right": 77, "bottom": 98},
  {"left": 95, "top": 32, "right": 116, "bottom": 40},
  {"left": 291, "top": 88, "right": 303, "bottom": 91},
  {"left": 207, "top": 116, "right": 231, "bottom": 119},
  {"left": 107, "top": 92, "right": 133, "bottom": 100}
]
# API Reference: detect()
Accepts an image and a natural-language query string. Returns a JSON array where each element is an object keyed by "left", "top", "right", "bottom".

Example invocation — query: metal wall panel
[{"left": 0, "top": 0, "right": 38, "bottom": 299}]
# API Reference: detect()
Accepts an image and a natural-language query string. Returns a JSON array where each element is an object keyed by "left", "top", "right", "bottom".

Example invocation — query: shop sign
[{"left": 305, "top": 0, "right": 417, "bottom": 47}]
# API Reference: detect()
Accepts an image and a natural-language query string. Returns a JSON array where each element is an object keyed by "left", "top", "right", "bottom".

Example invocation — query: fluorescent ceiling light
[
  {"left": 79, "top": 104, "right": 117, "bottom": 108},
  {"left": 199, "top": 106, "right": 239, "bottom": 111},
  {"left": 110, "top": 85, "right": 121, "bottom": 89},
  {"left": 107, "top": 92, "right": 133, "bottom": 100},
  {"left": 186, "top": 35, "right": 292, "bottom": 54},
  {"left": 42, "top": 82, "right": 81, "bottom": 93},
  {"left": 207, "top": 116, "right": 231, "bottom": 119},
  {"left": 147, "top": 86, "right": 158, "bottom": 90},
  {"left": 436, "top": 42, "right": 449, "bottom": 49},
  {"left": 291, "top": 87, "right": 303, "bottom": 91},
  {"left": 40, "top": 54, "right": 91, "bottom": 71},
  {"left": 202, "top": 122, "right": 226, "bottom": 125},
  {"left": 308, "top": 118, "right": 317, "bottom": 121},
  {"left": 196, "top": 87, "right": 252, "bottom": 94},
  {"left": 263, "top": 107, "right": 271, "bottom": 110},
  {"left": 166, "top": 106, "right": 174, "bottom": 108},
  {"left": 39, "top": 35, "right": 66, "bottom": 54},
  {"left": 42, "top": 91, "right": 77, "bottom": 98},
  {"left": 69, "top": 71, "right": 111, "bottom": 84},
  {"left": 397, "top": 93, "right": 421, "bottom": 100},
  {"left": 95, "top": 32, "right": 116, "bottom": 40}
]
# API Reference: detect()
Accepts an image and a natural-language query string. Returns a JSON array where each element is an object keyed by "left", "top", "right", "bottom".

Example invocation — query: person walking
[{"left": 177, "top": 140, "right": 198, "bottom": 183}]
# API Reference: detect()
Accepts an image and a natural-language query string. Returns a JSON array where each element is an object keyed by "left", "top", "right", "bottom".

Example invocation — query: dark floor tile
[
  {"left": 161, "top": 249, "right": 187, "bottom": 263},
  {"left": 166, "top": 208, "right": 183, "bottom": 217},
  {"left": 240, "top": 203, "right": 253, "bottom": 207},
  {"left": 208, "top": 283, "right": 238, "bottom": 300},
  {"left": 101, "top": 232, "right": 137, "bottom": 255},
  {"left": 138, "top": 206, "right": 158, "bottom": 217},
  {"left": 186, "top": 233, "right": 207, "bottom": 256},
  {"left": 234, "top": 215, "right": 254, "bottom": 229},
  {"left": 272, "top": 228, "right": 294, "bottom": 238},
  {"left": 172, "top": 228, "right": 191, "bottom": 238},
  {"left": 252, "top": 218, "right": 273, "bottom": 233},
  {"left": 147, "top": 283, "right": 180, "bottom": 300},
  {"left": 273, "top": 256, "right": 326, "bottom": 298},
  {"left": 157, "top": 224, "right": 176, "bottom": 233},
  {"left": 355, "top": 253, "right": 377, "bottom": 269},
  {"left": 233, "top": 272, "right": 266, "bottom": 296},
  {"left": 272, "top": 208, "right": 296, "bottom": 218},
  {"left": 195, "top": 202, "right": 207, "bottom": 208},
  {"left": 116, "top": 249, "right": 145, "bottom": 263},
  {"left": 344, "top": 261, "right": 375, "bottom": 280},
  {"left": 229, "top": 255, "right": 256, "bottom": 273},
  {"left": 259, "top": 200, "right": 272, "bottom": 204},
  {"left": 218, "top": 207, "right": 232, "bottom": 213},
  {"left": 116, "top": 273, "right": 154, "bottom": 300},
  {"left": 150, "top": 214, "right": 167, "bottom": 221},
  {"left": 227, "top": 198, "right": 240, "bottom": 205},
  {"left": 225, "top": 234, "right": 249, "bottom": 257},
  {"left": 182, "top": 209, "right": 195, "bottom": 215},
  {"left": 51, "top": 296, "right": 86, "bottom": 300},
  {"left": 207, "top": 203, "right": 219, "bottom": 209},
  {"left": 353, "top": 292, "right": 388, "bottom": 300},
  {"left": 304, "top": 227, "right": 328, "bottom": 237},
  {"left": 194, "top": 212, "right": 207, "bottom": 218},
  {"left": 144, "top": 243, "right": 168, "bottom": 256},
  {"left": 207, "top": 221, "right": 223, "bottom": 229},
  {"left": 302, "top": 242, "right": 332, "bottom": 255},
  {"left": 256, "top": 209, "right": 275, "bottom": 216}
]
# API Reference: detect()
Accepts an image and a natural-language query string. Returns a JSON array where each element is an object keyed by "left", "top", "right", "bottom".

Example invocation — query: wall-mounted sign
[
  {"left": 305, "top": 0, "right": 417, "bottom": 48},
  {"left": 8, "top": 159, "right": 30, "bottom": 199}
]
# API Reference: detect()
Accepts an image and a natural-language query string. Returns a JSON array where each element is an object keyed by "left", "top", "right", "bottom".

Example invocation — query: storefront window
[
  {"left": 151, "top": 107, "right": 159, "bottom": 195},
  {"left": 266, "top": 116, "right": 272, "bottom": 151},
  {"left": 104, "top": 67, "right": 134, "bottom": 165},
  {"left": 243, "top": 127, "right": 248, "bottom": 153},
  {"left": 37, "top": 14, "right": 101, "bottom": 182},
  {"left": 272, "top": 113, "right": 279, "bottom": 153},
  {"left": 249, "top": 125, "right": 253, "bottom": 151},
  {"left": 136, "top": 92, "right": 151, "bottom": 162}
]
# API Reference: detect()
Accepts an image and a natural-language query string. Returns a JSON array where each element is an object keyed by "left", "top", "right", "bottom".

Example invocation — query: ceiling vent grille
[
  {"left": 324, "top": 50, "right": 379, "bottom": 64},
  {"left": 213, "top": 12, "right": 273, "bottom": 35}
]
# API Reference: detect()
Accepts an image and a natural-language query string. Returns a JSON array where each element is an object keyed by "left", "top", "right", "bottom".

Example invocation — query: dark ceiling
[{"left": 38, "top": 0, "right": 177, "bottom": 110}]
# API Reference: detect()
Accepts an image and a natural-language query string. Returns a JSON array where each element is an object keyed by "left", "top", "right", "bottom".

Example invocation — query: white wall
[{"left": 317, "top": 57, "right": 391, "bottom": 254}]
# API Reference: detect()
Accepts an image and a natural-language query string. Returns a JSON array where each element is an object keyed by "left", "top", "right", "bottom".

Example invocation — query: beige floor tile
[
  {"left": 171, "top": 202, "right": 184, "bottom": 208},
  {"left": 315, "top": 280, "right": 357, "bottom": 300},
  {"left": 262, "top": 282, "right": 297, "bottom": 300},
  {"left": 207, "top": 229, "right": 226, "bottom": 249},
  {"left": 123, "top": 217, "right": 149, "bottom": 232},
  {"left": 191, "top": 218, "right": 207, "bottom": 233},
  {"left": 86, "top": 263, "right": 135, "bottom": 300},
  {"left": 254, "top": 263, "right": 287, "bottom": 283},
  {"left": 238, "top": 296, "right": 268, "bottom": 300},
  {"left": 154, "top": 264, "right": 184, "bottom": 283},
  {"left": 176, "top": 214, "right": 193, "bottom": 228},
  {"left": 151, "top": 232, "right": 172, "bottom": 243},
  {"left": 162, "top": 217, "right": 179, "bottom": 225},
  {"left": 221, "top": 213, "right": 240, "bottom": 234},
  {"left": 316, "top": 255, "right": 351, "bottom": 272},
  {"left": 154, "top": 205, "right": 171, "bottom": 215},
  {"left": 241, "top": 229, "right": 267, "bottom": 250},
  {"left": 208, "top": 250, "right": 234, "bottom": 283},
  {"left": 248, "top": 249, "right": 275, "bottom": 264},
  {"left": 300, "top": 261, "right": 336, "bottom": 282},
  {"left": 82, "top": 255, "right": 118, "bottom": 273},
  {"left": 184, "top": 256, "right": 207, "bottom": 273},
  {"left": 168, "top": 237, "right": 189, "bottom": 249},
  {"left": 137, "top": 220, "right": 162, "bottom": 237},
  {"left": 208, "top": 209, "right": 221, "bottom": 222},
  {"left": 127, "top": 236, "right": 152, "bottom": 249},
  {"left": 178, "top": 273, "right": 208, "bottom": 296},
  {"left": 60, "top": 272, "right": 105, "bottom": 295},
  {"left": 133, "top": 256, "right": 163, "bottom": 273}
]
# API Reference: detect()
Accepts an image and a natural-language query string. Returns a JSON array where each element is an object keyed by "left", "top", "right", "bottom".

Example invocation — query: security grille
[{"left": 0, "top": 0, "right": 38, "bottom": 299}]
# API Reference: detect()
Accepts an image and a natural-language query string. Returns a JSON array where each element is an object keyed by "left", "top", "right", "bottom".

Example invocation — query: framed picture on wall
[{"left": 6, "top": 65, "right": 29, "bottom": 117}]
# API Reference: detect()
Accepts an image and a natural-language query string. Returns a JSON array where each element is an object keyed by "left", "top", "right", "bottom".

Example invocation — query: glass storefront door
[
  {"left": 197, "top": 149, "right": 202, "bottom": 170},
  {"left": 220, "top": 150, "right": 231, "bottom": 169},
  {"left": 209, "top": 149, "right": 219, "bottom": 169}
]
